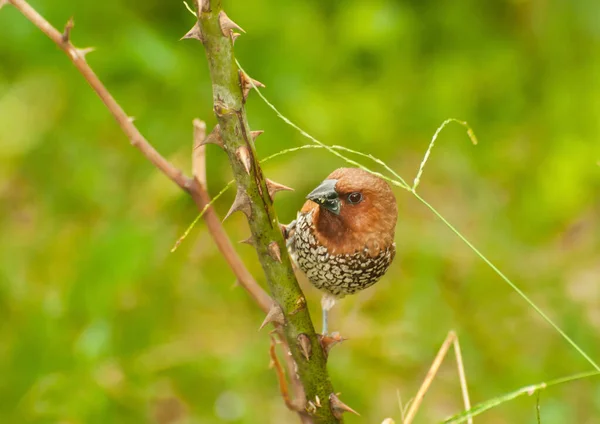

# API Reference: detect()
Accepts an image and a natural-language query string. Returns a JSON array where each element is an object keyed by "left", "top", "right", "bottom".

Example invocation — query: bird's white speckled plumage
[{"left": 291, "top": 210, "right": 395, "bottom": 297}]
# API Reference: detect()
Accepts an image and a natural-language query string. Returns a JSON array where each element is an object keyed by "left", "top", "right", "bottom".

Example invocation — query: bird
[{"left": 284, "top": 167, "right": 398, "bottom": 334}]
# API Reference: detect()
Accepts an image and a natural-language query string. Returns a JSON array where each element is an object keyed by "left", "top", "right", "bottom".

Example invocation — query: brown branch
[
  {"left": 269, "top": 335, "right": 296, "bottom": 411},
  {"left": 7, "top": 0, "right": 188, "bottom": 190},
  {"left": 190, "top": 119, "right": 272, "bottom": 312},
  {"left": 6, "top": 0, "right": 309, "bottom": 420},
  {"left": 268, "top": 336, "right": 312, "bottom": 424},
  {"left": 4, "top": 0, "right": 272, "bottom": 313}
]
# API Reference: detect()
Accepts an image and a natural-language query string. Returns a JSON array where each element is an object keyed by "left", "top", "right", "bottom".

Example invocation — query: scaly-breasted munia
[{"left": 286, "top": 168, "right": 398, "bottom": 334}]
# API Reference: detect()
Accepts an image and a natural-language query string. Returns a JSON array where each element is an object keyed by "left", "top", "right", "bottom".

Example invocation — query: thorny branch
[
  {"left": 193, "top": 120, "right": 307, "bottom": 418},
  {"left": 4, "top": 0, "right": 349, "bottom": 421},
  {"left": 193, "top": 0, "right": 349, "bottom": 422},
  {"left": 3, "top": 0, "right": 308, "bottom": 418},
  {"left": 3, "top": 0, "right": 272, "bottom": 310}
]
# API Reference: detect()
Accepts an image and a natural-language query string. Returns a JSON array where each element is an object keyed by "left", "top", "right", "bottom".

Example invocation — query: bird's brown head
[{"left": 302, "top": 167, "right": 398, "bottom": 256}]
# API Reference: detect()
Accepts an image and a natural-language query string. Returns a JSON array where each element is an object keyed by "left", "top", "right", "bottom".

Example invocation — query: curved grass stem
[
  {"left": 235, "top": 62, "right": 599, "bottom": 373},
  {"left": 170, "top": 60, "right": 600, "bottom": 421},
  {"left": 444, "top": 370, "right": 600, "bottom": 423}
]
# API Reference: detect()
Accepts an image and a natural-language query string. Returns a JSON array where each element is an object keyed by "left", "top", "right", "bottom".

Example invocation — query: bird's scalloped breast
[{"left": 294, "top": 211, "right": 395, "bottom": 297}]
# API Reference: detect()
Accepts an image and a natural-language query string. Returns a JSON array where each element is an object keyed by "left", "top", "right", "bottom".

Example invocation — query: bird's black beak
[{"left": 306, "top": 179, "right": 341, "bottom": 215}]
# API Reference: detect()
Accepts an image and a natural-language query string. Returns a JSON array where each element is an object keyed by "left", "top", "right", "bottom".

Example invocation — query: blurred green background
[{"left": 1, "top": 0, "right": 599, "bottom": 423}]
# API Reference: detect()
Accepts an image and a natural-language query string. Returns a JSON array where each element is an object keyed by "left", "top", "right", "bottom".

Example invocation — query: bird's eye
[{"left": 347, "top": 192, "right": 363, "bottom": 204}]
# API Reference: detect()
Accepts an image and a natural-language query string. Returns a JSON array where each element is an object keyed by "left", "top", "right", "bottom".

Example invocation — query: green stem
[
  {"left": 242, "top": 76, "right": 599, "bottom": 373},
  {"left": 444, "top": 370, "right": 600, "bottom": 423},
  {"left": 412, "top": 191, "right": 600, "bottom": 372},
  {"left": 197, "top": 2, "right": 338, "bottom": 423}
]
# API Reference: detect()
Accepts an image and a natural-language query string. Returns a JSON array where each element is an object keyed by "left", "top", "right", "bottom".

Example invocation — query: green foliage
[{"left": 1, "top": 0, "right": 599, "bottom": 423}]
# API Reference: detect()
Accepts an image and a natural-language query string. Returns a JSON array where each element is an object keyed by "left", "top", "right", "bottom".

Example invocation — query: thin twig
[
  {"left": 404, "top": 332, "right": 456, "bottom": 424},
  {"left": 189, "top": 120, "right": 272, "bottom": 312},
  {"left": 5, "top": 0, "right": 272, "bottom": 313},
  {"left": 452, "top": 332, "right": 473, "bottom": 424},
  {"left": 403, "top": 331, "right": 472, "bottom": 424},
  {"left": 269, "top": 335, "right": 303, "bottom": 412},
  {"left": 282, "top": 339, "right": 308, "bottom": 421},
  {"left": 7, "top": 0, "right": 189, "bottom": 190}
]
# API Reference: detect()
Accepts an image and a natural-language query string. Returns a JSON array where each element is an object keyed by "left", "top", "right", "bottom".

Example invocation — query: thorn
[
  {"left": 238, "top": 236, "right": 255, "bottom": 247},
  {"left": 62, "top": 17, "right": 74, "bottom": 43},
  {"left": 297, "top": 333, "right": 312, "bottom": 361},
  {"left": 266, "top": 178, "right": 294, "bottom": 200},
  {"left": 223, "top": 187, "right": 252, "bottom": 221},
  {"left": 240, "top": 70, "right": 265, "bottom": 102},
  {"left": 329, "top": 393, "right": 360, "bottom": 419},
  {"left": 250, "top": 130, "right": 264, "bottom": 141},
  {"left": 259, "top": 304, "right": 285, "bottom": 330},
  {"left": 318, "top": 332, "right": 346, "bottom": 358},
  {"left": 267, "top": 241, "right": 282, "bottom": 263},
  {"left": 218, "top": 10, "right": 245, "bottom": 37},
  {"left": 180, "top": 23, "right": 202, "bottom": 41},
  {"left": 235, "top": 145, "right": 253, "bottom": 175},
  {"left": 128, "top": 116, "right": 135, "bottom": 123},
  {"left": 198, "top": 125, "right": 224, "bottom": 148},
  {"left": 232, "top": 32, "right": 241, "bottom": 44},
  {"left": 75, "top": 47, "right": 95, "bottom": 60},
  {"left": 306, "top": 401, "right": 317, "bottom": 415},
  {"left": 314, "top": 395, "right": 321, "bottom": 408}
]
